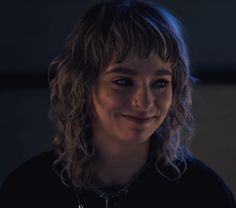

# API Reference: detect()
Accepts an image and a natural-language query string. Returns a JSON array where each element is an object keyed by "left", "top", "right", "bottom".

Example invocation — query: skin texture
[{"left": 91, "top": 55, "right": 173, "bottom": 185}]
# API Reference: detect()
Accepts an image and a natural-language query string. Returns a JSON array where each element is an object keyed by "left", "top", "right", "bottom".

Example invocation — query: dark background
[{"left": 1, "top": 0, "right": 236, "bottom": 196}]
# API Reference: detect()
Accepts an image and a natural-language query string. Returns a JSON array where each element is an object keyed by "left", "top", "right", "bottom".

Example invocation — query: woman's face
[{"left": 91, "top": 55, "right": 173, "bottom": 146}]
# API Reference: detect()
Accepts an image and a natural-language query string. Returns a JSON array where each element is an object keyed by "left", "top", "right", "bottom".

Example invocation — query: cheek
[
  {"left": 156, "top": 89, "right": 173, "bottom": 111},
  {"left": 103, "top": 84, "right": 130, "bottom": 101},
  {"left": 104, "top": 89, "right": 130, "bottom": 110},
  {"left": 166, "top": 91, "right": 173, "bottom": 108},
  {"left": 93, "top": 86, "right": 127, "bottom": 111},
  {"left": 92, "top": 85, "right": 106, "bottom": 112}
]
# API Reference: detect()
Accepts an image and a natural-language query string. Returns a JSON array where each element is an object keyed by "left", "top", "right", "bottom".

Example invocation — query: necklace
[
  {"left": 92, "top": 180, "right": 130, "bottom": 208},
  {"left": 74, "top": 143, "right": 156, "bottom": 208},
  {"left": 74, "top": 158, "right": 151, "bottom": 208}
]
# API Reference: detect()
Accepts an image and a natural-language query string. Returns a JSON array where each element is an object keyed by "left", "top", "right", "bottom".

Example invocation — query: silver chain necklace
[
  {"left": 74, "top": 158, "right": 151, "bottom": 208},
  {"left": 74, "top": 142, "right": 156, "bottom": 208}
]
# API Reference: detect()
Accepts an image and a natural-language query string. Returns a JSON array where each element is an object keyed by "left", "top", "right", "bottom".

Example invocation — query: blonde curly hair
[{"left": 49, "top": 0, "right": 193, "bottom": 189}]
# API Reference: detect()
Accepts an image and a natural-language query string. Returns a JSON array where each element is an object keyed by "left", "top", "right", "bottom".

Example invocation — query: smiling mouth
[{"left": 121, "top": 115, "right": 154, "bottom": 124}]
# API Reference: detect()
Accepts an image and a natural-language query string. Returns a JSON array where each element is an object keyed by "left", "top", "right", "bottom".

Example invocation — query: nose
[{"left": 131, "top": 85, "right": 155, "bottom": 110}]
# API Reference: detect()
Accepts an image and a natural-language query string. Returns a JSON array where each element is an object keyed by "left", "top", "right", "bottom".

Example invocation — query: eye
[
  {"left": 152, "top": 79, "right": 170, "bottom": 88},
  {"left": 113, "top": 78, "right": 133, "bottom": 86}
]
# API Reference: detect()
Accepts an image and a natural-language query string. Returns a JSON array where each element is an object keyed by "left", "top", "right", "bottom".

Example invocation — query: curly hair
[{"left": 49, "top": 0, "right": 193, "bottom": 189}]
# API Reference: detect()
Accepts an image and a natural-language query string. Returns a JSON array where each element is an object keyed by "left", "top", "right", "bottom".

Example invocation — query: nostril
[
  {"left": 132, "top": 97, "right": 154, "bottom": 109},
  {"left": 131, "top": 86, "right": 155, "bottom": 109}
]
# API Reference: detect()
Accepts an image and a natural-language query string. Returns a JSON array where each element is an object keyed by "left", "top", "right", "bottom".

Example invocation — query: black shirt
[{"left": 0, "top": 150, "right": 235, "bottom": 208}]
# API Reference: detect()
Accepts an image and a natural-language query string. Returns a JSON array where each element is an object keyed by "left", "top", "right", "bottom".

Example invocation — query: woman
[{"left": 1, "top": 0, "right": 235, "bottom": 207}]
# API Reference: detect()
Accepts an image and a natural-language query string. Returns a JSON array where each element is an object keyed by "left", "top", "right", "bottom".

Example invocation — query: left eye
[{"left": 152, "top": 80, "right": 170, "bottom": 88}]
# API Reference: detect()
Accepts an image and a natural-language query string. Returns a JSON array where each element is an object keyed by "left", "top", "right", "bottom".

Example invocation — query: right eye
[{"left": 113, "top": 78, "right": 133, "bottom": 86}]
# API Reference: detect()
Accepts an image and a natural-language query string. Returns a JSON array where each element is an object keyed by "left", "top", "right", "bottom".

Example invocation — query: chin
[{"left": 120, "top": 130, "right": 153, "bottom": 144}]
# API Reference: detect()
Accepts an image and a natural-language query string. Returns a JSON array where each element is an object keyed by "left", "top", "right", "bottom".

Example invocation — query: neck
[{"left": 95, "top": 140, "right": 150, "bottom": 187}]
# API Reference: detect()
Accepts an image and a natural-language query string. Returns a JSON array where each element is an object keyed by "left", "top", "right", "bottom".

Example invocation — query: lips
[{"left": 121, "top": 114, "right": 154, "bottom": 124}]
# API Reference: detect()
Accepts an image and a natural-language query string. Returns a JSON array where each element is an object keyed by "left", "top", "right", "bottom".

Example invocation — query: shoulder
[
  {"left": 178, "top": 156, "right": 236, "bottom": 207},
  {"left": 130, "top": 156, "right": 236, "bottom": 207},
  {"left": 2, "top": 150, "right": 56, "bottom": 186},
  {"left": 183, "top": 157, "right": 230, "bottom": 187},
  {"left": 0, "top": 150, "right": 75, "bottom": 208}
]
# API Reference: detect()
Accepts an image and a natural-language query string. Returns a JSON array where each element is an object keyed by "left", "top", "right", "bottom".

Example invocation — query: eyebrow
[{"left": 105, "top": 67, "right": 172, "bottom": 76}]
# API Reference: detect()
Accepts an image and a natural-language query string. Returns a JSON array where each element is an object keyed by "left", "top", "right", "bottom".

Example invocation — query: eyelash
[{"left": 113, "top": 78, "right": 170, "bottom": 88}]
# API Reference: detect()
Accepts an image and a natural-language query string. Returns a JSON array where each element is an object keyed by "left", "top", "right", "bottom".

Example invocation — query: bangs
[
  {"left": 88, "top": 3, "right": 182, "bottom": 67},
  {"left": 72, "top": 1, "right": 186, "bottom": 78}
]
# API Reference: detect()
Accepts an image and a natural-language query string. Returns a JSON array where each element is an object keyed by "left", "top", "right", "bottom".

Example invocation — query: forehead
[{"left": 103, "top": 55, "right": 172, "bottom": 76}]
